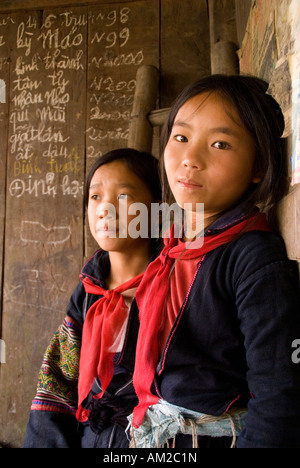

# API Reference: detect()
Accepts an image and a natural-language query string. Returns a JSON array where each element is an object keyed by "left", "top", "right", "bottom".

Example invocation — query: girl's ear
[
  {"left": 252, "top": 175, "right": 262, "bottom": 184},
  {"left": 252, "top": 167, "right": 265, "bottom": 184}
]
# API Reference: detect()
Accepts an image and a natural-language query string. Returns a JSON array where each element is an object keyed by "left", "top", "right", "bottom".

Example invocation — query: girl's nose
[
  {"left": 97, "top": 203, "right": 115, "bottom": 220},
  {"left": 182, "top": 159, "right": 200, "bottom": 170},
  {"left": 181, "top": 145, "right": 204, "bottom": 170},
  {"left": 182, "top": 154, "right": 204, "bottom": 170}
]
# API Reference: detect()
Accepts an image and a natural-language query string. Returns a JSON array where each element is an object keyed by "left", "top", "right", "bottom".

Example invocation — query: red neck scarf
[
  {"left": 132, "top": 213, "right": 271, "bottom": 428},
  {"left": 76, "top": 272, "right": 144, "bottom": 422}
]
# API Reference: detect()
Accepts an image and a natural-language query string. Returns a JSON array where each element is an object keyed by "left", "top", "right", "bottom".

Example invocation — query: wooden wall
[
  {"left": 0, "top": 0, "right": 210, "bottom": 447},
  {"left": 1, "top": 0, "right": 298, "bottom": 449},
  {"left": 237, "top": 0, "right": 300, "bottom": 271}
]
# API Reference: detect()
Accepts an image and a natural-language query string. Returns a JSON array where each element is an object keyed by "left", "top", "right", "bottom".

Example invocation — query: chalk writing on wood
[
  {"left": 1, "top": 10, "right": 88, "bottom": 445},
  {"left": 0, "top": 3, "right": 159, "bottom": 448},
  {"left": 6, "top": 10, "right": 86, "bottom": 201},
  {"left": 86, "top": 2, "right": 159, "bottom": 161},
  {"left": 20, "top": 220, "right": 71, "bottom": 246},
  {"left": 3, "top": 266, "right": 68, "bottom": 313},
  {"left": 4, "top": 4, "right": 159, "bottom": 200}
]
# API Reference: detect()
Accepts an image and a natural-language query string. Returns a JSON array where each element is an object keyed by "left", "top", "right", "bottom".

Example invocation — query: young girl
[
  {"left": 23, "top": 148, "right": 161, "bottom": 448},
  {"left": 129, "top": 75, "right": 300, "bottom": 448}
]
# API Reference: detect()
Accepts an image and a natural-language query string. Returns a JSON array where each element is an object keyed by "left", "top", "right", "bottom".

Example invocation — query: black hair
[
  {"left": 85, "top": 147, "right": 162, "bottom": 207},
  {"left": 160, "top": 74, "right": 289, "bottom": 214}
]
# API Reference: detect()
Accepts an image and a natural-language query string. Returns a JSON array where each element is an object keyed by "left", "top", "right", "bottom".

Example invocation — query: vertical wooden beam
[
  {"left": 235, "top": 0, "right": 252, "bottom": 47},
  {"left": 211, "top": 40, "right": 239, "bottom": 75},
  {"left": 127, "top": 65, "right": 159, "bottom": 153},
  {"left": 208, "top": 0, "right": 239, "bottom": 75},
  {"left": 160, "top": 0, "right": 211, "bottom": 108}
]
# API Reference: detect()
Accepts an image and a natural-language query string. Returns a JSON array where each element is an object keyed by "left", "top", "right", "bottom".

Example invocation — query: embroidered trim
[
  {"left": 31, "top": 315, "right": 81, "bottom": 415},
  {"left": 224, "top": 395, "right": 241, "bottom": 413}
]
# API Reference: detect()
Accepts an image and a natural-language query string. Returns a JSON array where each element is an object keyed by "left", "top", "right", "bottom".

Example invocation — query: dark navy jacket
[
  {"left": 150, "top": 206, "right": 300, "bottom": 448},
  {"left": 24, "top": 205, "right": 300, "bottom": 448},
  {"left": 23, "top": 248, "right": 150, "bottom": 448}
]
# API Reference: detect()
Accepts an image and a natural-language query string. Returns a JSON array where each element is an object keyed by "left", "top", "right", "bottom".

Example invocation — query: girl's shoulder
[
  {"left": 195, "top": 230, "right": 299, "bottom": 306},
  {"left": 67, "top": 249, "right": 110, "bottom": 325},
  {"left": 204, "top": 228, "right": 292, "bottom": 264},
  {"left": 229, "top": 229, "right": 289, "bottom": 262},
  {"left": 207, "top": 202, "right": 291, "bottom": 268},
  {"left": 80, "top": 249, "right": 109, "bottom": 282},
  {"left": 219, "top": 229, "right": 299, "bottom": 288}
]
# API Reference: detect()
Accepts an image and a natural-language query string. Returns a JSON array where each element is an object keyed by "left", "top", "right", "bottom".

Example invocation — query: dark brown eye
[
  {"left": 212, "top": 141, "right": 230, "bottom": 150},
  {"left": 174, "top": 134, "right": 188, "bottom": 143}
]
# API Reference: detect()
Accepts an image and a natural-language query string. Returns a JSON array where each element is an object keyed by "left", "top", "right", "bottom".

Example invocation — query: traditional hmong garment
[
  {"left": 132, "top": 212, "right": 271, "bottom": 427},
  {"left": 23, "top": 248, "right": 148, "bottom": 448},
  {"left": 30, "top": 314, "right": 81, "bottom": 416},
  {"left": 129, "top": 203, "right": 300, "bottom": 448}
]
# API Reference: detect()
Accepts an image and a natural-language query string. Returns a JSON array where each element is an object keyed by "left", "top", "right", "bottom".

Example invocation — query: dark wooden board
[
  {"left": 0, "top": 14, "right": 10, "bottom": 334},
  {"left": 85, "top": 0, "right": 159, "bottom": 257},
  {"left": 0, "top": 0, "right": 211, "bottom": 447},
  {"left": 0, "top": 0, "right": 139, "bottom": 13},
  {"left": 0, "top": 8, "right": 87, "bottom": 446},
  {"left": 160, "top": 0, "right": 210, "bottom": 108}
]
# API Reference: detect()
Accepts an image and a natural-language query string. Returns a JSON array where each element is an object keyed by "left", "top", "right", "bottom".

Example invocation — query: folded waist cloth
[{"left": 127, "top": 399, "right": 247, "bottom": 448}]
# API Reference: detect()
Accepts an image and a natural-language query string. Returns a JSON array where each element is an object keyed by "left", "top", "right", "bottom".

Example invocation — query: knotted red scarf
[
  {"left": 132, "top": 213, "right": 271, "bottom": 428},
  {"left": 76, "top": 272, "right": 144, "bottom": 422}
]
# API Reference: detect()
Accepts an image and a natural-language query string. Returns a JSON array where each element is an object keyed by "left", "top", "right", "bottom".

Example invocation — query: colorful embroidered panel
[{"left": 31, "top": 315, "right": 82, "bottom": 415}]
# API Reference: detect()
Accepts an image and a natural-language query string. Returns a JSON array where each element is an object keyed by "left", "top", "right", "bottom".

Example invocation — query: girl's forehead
[
  {"left": 90, "top": 161, "right": 132, "bottom": 185},
  {"left": 92, "top": 160, "right": 130, "bottom": 178},
  {"left": 174, "top": 91, "right": 243, "bottom": 129},
  {"left": 89, "top": 160, "right": 150, "bottom": 194}
]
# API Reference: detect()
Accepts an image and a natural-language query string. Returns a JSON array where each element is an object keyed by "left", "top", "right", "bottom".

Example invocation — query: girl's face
[
  {"left": 164, "top": 92, "right": 261, "bottom": 223},
  {"left": 88, "top": 160, "right": 154, "bottom": 252}
]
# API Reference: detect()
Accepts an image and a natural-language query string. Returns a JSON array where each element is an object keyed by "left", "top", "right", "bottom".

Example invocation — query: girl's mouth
[
  {"left": 178, "top": 178, "right": 203, "bottom": 189},
  {"left": 96, "top": 224, "right": 118, "bottom": 237}
]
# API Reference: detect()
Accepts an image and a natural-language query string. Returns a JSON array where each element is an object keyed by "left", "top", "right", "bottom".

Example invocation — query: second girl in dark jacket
[{"left": 23, "top": 148, "right": 162, "bottom": 448}]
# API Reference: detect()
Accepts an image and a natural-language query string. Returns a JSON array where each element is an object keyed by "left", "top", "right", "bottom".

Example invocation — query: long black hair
[
  {"left": 85, "top": 147, "right": 162, "bottom": 207},
  {"left": 160, "top": 74, "right": 288, "bottom": 215}
]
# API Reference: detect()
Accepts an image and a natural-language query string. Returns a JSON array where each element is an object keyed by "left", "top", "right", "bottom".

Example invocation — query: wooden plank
[
  {"left": 0, "top": 7, "right": 87, "bottom": 446},
  {"left": 278, "top": 185, "right": 300, "bottom": 262},
  {"left": 208, "top": 0, "right": 239, "bottom": 74},
  {"left": 0, "top": 0, "right": 214, "bottom": 447},
  {"left": 0, "top": 1, "right": 160, "bottom": 446},
  {"left": 0, "top": 0, "right": 139, "bottom": 13},
  {"left": 0, "top": 14, "right": 10, "bottom": 340},
  {"left": 235, "top": 0, "right": 252, "bottom": 46},
  {"left": 160, "top": 0, "right": 211, "bottom": 108},
  {"left": 208, "top": 0, "right": 237, "bottom": 45},
  {"left": 85, "top": 0, "right": 159, "bottom": 257}
]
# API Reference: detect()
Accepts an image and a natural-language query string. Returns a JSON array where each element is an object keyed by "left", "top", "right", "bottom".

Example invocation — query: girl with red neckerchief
[{"left": 129, "top": 75, "right": 300, "bottom": 448}]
